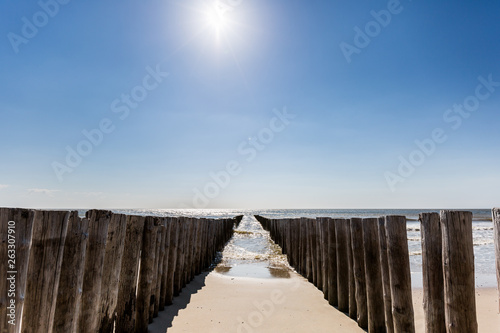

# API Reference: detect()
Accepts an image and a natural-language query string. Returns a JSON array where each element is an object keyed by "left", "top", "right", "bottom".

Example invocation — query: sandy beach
[{"left": 149, "top": 270, "right": 500, "bottom": 333}]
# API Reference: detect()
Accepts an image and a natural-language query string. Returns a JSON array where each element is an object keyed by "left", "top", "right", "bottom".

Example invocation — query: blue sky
[{"left": 0, "top": 0, "right": 499, "bottom": 209}]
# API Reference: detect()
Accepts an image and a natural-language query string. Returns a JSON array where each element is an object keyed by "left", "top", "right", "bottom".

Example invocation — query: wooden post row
[{"left": 493, "top": 208, "right": 500, "bottom": 314}]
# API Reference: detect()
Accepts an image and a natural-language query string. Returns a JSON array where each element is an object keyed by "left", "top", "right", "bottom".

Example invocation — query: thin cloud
[
  {"left": 74, "top": 191, "right": 106, "bottom": 198},
  {"left": 27, "top": 188, "right": 60, "bottom": 197},
  {"left": 0, "top": 184, "right": 9, "bottom": 190}
]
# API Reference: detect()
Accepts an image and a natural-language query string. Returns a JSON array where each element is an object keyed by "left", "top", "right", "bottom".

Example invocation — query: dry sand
[{"left": 150, "top": 271, "right": 499, "bottom": 333}]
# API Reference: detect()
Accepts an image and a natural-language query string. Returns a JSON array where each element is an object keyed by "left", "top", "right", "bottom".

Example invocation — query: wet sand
[{"left": 149, "top": 271, "right": 499, "bottom": 333}]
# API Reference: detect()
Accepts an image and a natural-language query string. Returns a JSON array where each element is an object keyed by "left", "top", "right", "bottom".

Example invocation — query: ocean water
[{"left": 78, "top": 208, "right": 497, "bottom": 286}]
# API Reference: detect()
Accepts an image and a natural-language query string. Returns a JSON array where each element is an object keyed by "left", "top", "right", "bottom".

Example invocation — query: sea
[{"left": 77, "top": 208, "right": 497, "bottom": 287}]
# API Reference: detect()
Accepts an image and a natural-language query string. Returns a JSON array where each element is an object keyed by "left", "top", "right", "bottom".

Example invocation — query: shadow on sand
[{"left": 148, "top": 271, "right": 211, "bottom": 333}]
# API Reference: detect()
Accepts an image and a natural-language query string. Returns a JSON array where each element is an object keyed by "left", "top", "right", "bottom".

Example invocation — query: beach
[
  {"left": 150, "top": 271, "right": 500, "bottom": 333},
  {"left": 147, "top": 212, "right": 499, "bottom": 333}
]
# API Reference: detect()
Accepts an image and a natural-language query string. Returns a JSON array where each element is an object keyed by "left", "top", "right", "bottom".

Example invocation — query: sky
[{"left": 0, "top": 0, "right": 499, "bottom": 209}]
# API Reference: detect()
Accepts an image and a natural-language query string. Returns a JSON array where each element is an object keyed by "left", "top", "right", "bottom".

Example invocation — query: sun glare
[{"left": 206, "top": 7, "right": 228, "bottom": 33}]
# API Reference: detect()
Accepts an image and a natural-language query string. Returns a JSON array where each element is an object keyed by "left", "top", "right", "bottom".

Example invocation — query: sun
[
  {"left": 205, "top": 6, "right": 228, "bottom": 33},
  {"left": 202, "top": 1, "right": 236, "bottom": 40}
]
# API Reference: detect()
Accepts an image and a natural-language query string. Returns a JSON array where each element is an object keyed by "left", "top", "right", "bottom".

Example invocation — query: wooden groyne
[
  {"left": 255, "top": 209, "right": 497, "bottom": 333},
  {"left": 0, "top": 208, "right": 239, "bottom": 333},
  {"left": 493, "top": 208, "right": 500, "bottom": 314}
]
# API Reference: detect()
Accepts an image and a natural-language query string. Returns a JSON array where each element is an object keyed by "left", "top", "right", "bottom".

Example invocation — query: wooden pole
[
  {"left": 440, "top": 210, "right": 477, "bottom": 333},
  {"left": 315, "top": 219, "right": 323, "bottom": 290},
  {"left": 182, "top": 218, "right": 194, "bottom": 288},
  {"left": 286, "top": 219, "right": 293, "bottom": 269},
  {"left": 346, "top": 219, "right": 357, "bottom": 320},
  {"left": 53, "top": 211, "right": 89, "bottom": 333},
  {"left": 419, "top": 212, "right": 445, "bottom": 333},
  {"left": 384, "top": 215, "right": 415, "bottom": 333},
  {"left": 362, "top": 218, "right": 385, "bottom": 332},
  {"left": 350, "top": 218, "right": 368, "bottom": 329},
  {"left": 136, "top": 216, "right": 160, "bottom": 332},
  {"left": 305, "top": 218, "right": 313, "bottom": 283},
  {"left": 22, "top": 210, "right": 70, "bottom": 333},
  {"left": 0, "top": 208, "right": 35, "bottom": 333},
  {"left": 335, "top": 218, "right": 349, "bottom": 312},
  {"left": 164, "top": 217, "right": 179, "bottom": 306},
  {"left": 291, "top": 219, "right": 299, "bottom": 270},
  {"left": 308, "top": 218, "right": 318, "bottom": 286},
  {"left": 193, "top": 218, "right": 203, "bottom": 275},
  {"left": 151, "top": 219, "right": 165, "bottom": 320},
  {"left": 159, "top": 218, "right": 172, "bottom": 310},
  {"left": 98, "top": 213, "right": 128, "bottom": 333},
  {"left": 377, "top": 217, "right": 394, "bottom": 333},
  {"left": 327, "top": 218, "right": 338, "bottom": 306},
  {"left": 174, "top": 217, "right": 186, "bottom": 296},
  {"left": 299, "top": 217, "right": 308, "bottom": 276},
  {"left": 77, "top": 210, "right": 112, "bottom": 333},
  {"left": 318, "top": 218, "right": 328, "bottom": 297},
  {"left": 115, "top": 215, "right": 146, "bottom": 332},
  {"left": 493, "top": 208, "right": 500, "bottom": 314}
]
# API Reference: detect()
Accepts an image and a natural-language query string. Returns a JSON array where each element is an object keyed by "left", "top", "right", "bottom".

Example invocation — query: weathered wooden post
[
  {"left": 315, "top": 219, "right": 323, "bottom": 290},
  {"left": 174, "top": 217, "right": 187, "bottom": 296},
  {"left": 77, "top": 210, "right": 112, "bottom": 333},
  {"left": 164, "top": 217, "right": 179, "bottom": 306},
  {"left": 305, "top": 218, "right": 313, "bottom": 282},
  {"left": 159, "top": 218, "right": 172, "bottom": 310},
  {"left": 0, "top": 208, "right": 35, "bottom": 333},
  {"left": 136, "top": 216, "right": 160, "bottom": 332},
  {"left": 318, "top": 218, "right": 329, "bottom": 297},
  {"left": 327, "top": 218, "right": 338, "bottom": 306},
  {"left": 362, "top": 218, "right": 385, "bottom": 332},
  {"left": 299, "top": 217, "right": 308, "bottom": 276},
  {"left": 384, "top": 215, "right": 415, "bottom": 333},
  {"left": 53, "top": 211, "right": 89, "bottom": 333},
  {"left": 419, "top": 212, "right": 445, "bottom": 333},
  {"left": 183, "top": 218, "right": 195, "bottom": 288},
  {"left": 440, "top": 210, "right": 477, "bottom": 333},
  {"left": 293, "top": 218, "right": 299, "bottom": 273},
  {"left": 350, "top": 218, "right": 368, "bottom": 329},
  {"left": 377, "top": 217, "right": 394, "bottom": 333},
  {"left": 151, "top": 219, "right": 166, "bottom": 319},
  {"left": 308, "top": 218, "right": 318, "bottom": 286},
  {"left": 22, "top": 210, "right": 70, "bottom": 333},
  {"left": 98, "top": 213, "right": 128, "bottom": 333},
  {"left": 493, "top": 208, "right": 500, "bottom": 313},
  {"left": 346, "top": 219, "right": 357, "bottom": 320},
  {"left": 335, "top": 218, "right": 349, "bottom": 312},
  {"left": 115, "top": 215, "right": 146, "bottom": 332},
  {"left": 193, "top": 218, "right": 203, "bottom": 275}
]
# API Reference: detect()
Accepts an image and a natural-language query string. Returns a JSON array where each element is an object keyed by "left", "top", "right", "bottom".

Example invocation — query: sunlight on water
[{"left": 215, "top": 215, "right": 292, "bottom": 278}]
